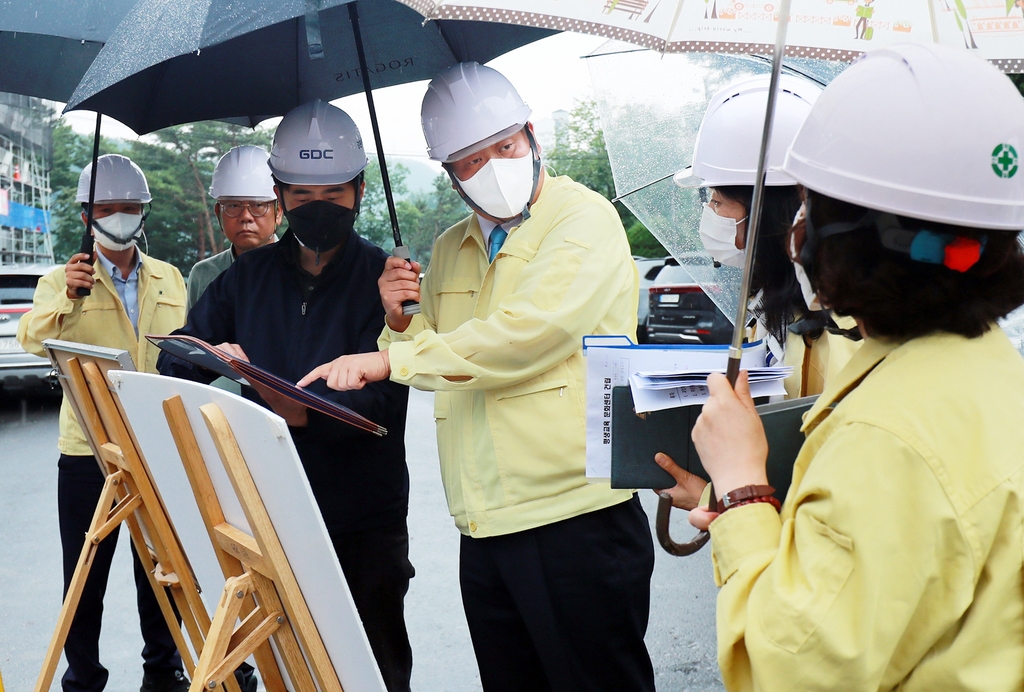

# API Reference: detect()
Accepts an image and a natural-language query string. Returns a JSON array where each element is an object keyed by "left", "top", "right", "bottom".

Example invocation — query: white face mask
[
  {"left": 92, "top": 212, "right": 144, "bottom": 251},
  {"left": 789, "top": 204, "right": 822, "bottom": 311},
  {"left": 457, "top": 154, "right": 535, "bottom": 220},
  {"left": 698, "top": 203, "right": 746, "bottom": 268}
]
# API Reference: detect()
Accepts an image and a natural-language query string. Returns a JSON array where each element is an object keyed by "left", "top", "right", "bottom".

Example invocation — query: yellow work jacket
[
  {"left": 709, "top": 327, "right": 1024, "bottom": 691},
  {"left": 18, "top": 253, "right": 187, "bottom": 456},
  {"left": 380, "top": 175, "right": 637, "bottom": 537}
]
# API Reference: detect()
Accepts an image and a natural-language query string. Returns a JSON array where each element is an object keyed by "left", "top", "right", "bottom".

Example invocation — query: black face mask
[{"left": 283, "top": 200, "right": 357, "bottom": 257}]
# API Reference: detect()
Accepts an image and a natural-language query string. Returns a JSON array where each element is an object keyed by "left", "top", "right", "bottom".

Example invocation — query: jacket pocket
[
  {"left": 434, "top": 279, "right": 478, "bottom": 334},
  {"left": 495, "top": 377, "right": 569, "bottom": 401},
  {"left": 487, "top": 374, "right": 584, "bottom": 505},
  {"left": 759, "top": 513, "right": 855, "bottom": 653}
]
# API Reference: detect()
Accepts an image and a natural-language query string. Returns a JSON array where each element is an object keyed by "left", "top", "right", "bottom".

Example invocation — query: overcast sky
[{"left": 59, "top": 32, "right": 607, "bottom": 171}]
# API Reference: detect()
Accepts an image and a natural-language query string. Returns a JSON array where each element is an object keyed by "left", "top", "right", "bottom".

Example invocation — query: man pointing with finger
[
  {"left": 302, "top": 63, "right": 655, "bottom": 692},
  {"left": 157, "top": 100, "right": 413, "bottom": 692}
]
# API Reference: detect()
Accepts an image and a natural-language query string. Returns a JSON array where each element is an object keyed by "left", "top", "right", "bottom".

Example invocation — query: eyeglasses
[{"left": 220, "top": 200, "right": 274, "bottom": 218}]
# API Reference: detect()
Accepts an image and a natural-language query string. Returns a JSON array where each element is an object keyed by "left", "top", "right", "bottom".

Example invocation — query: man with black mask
[{"left": 156, "top": 100, "right": 414, "bottom": 692}]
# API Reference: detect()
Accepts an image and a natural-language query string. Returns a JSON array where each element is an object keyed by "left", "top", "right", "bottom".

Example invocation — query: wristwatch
[{"left": 717, "top": 484, "right": 780, "bottom": 514}]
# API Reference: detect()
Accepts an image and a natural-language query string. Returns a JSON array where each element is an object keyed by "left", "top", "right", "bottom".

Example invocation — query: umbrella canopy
[
  {"left": 0, "top": 0, "right": 138, "bottom": 101},
  {"left": 65, "top": 0, "right": 554, "bottom": 135},
  {"left": 589, "top": 45, "right": 845, "bottom": 327},
  {"left": 400, "top": 0, "right": 1024, "bottom": 71}
]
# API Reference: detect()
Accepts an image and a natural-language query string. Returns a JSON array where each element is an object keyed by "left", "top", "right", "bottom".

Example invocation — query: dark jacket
[{"left": 157, "top": 230, "right": 409, "bottom": 534}]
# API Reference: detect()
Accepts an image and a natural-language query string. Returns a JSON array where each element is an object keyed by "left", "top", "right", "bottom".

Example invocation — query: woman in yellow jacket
[
  {"left": 659, "top": 73, "right": 860, "bottom": 505},
  {"left": 689, "top": 44, "right": 1024, "bottom": 691}
]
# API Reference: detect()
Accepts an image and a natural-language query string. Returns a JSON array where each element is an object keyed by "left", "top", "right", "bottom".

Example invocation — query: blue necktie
[{"left": 488, "top": 228, "right": 508, "bottom": 263}]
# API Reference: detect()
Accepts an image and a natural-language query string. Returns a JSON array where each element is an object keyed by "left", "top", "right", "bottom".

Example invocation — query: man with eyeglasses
[{"left": 186, "top": 145, "right": 282, "bottom": 310}]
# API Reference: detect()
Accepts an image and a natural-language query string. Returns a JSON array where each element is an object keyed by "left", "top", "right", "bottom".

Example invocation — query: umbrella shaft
[
  {"left": 728, "top": 0, "right": 792, "bottom": 385},
  {"left": 348, "top": 2, "right": 403, "bottom": 249},
  {"left": 77, "top": 112, "right": 103, "bottom": 297}
]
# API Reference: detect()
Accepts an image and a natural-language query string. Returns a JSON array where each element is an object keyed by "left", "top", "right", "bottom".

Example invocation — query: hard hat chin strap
[
  {"left": 91, "top": 204, "right": 151, "bottom": 245},
  {"left": 444, "top": 126, "right": 542, "bottom": 224}
]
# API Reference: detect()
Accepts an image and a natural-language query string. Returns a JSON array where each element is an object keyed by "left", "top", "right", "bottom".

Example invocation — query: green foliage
[
  {"left": 626, "top": 221, "right": 667, "bottom": 258},
  {"left": 358, "top": 158, "right": 411, "bottom": 248},
  {"left": 1011, "top": 74, "right": 1024, "bottom": 98},
  {"left": 359, "top": 161, "right": 468, "bottom": 265},
  {"left": 545, "top": 98, "right": 639, "bottom": 232}
]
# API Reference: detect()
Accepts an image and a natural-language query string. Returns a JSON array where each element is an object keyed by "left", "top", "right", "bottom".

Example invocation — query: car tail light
[{"left": 0, "top": 307, "right": 31, "bottom": 315}]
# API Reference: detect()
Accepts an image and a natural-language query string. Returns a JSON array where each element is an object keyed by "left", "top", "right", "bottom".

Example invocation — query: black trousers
[
  {"left": 57, "top": 454, "right": 182, "bottom": 692},
  {"left": 329, "top": 522, "right": 415, "bottom": 692},
  {"left": 460, "top": 495, "right": 656, "bottom": 692}
]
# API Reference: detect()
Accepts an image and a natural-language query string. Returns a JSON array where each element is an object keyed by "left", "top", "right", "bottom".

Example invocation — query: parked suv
[
  {"left": 646, "top": 263, "right": 732, "bottom": 345},
  {"left": 633, "top": 256, "right": 669, "bottom": 343},
  {"left": 0, "top": 264, "right": 54, "bottom": 392}
]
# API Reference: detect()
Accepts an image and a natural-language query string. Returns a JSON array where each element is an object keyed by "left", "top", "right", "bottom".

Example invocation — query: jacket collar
[{"left": 801, "top": 334, "right": 902, "bottom": 434}]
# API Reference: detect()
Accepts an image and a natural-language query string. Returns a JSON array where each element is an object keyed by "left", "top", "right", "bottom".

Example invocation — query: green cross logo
[{"left": 992, "top": 143, "right": 1018, "bottom": 179}]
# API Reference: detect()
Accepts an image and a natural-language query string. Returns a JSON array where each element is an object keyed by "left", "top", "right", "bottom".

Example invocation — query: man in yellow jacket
[
  {"left": 301, "top": 63, "right": 655, "bottom": 691},
  {"left": 18, "top": 155, "right": 190, "bottom": 692}
]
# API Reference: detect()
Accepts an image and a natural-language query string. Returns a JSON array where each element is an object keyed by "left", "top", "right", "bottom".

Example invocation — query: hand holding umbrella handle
[
  {"left": 655, "top": 492, "right": 711, "bottom": 556},
  {"left": 393, "top": 245, "right": 420, "bottom": 316},
  {"left": 74, "top": 228, "right": 95, "bottom": 297}
]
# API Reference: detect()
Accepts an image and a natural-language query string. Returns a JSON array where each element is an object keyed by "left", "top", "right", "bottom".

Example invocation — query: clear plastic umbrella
[
  {"left": 399, "top": 0, "right": 1024, "bottom": 70},
  {"left": 587, "top": 44, "right": 845, "bottom": 325}
]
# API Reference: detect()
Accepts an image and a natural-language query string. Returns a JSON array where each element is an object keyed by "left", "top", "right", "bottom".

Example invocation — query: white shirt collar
[{"left": 476, "top": 213, "right": 521, "bottom": 247}]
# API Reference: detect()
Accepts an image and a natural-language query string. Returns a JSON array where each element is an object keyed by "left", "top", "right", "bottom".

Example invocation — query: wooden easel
[
  {"left": 160, "top": 395, "right": 344, "bottom": 692},
  {"left": 36, "top": 344, "right": 242, "bottom": 692}
]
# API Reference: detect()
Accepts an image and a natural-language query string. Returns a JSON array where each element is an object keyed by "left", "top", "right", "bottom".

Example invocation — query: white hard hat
[
  {"left": 209, "top": 145, "right": 275, "bottom": 200},
  {"left": 782, "top": 43, "right": 1024, "bottom": 231},
  {"left": 421, "top": 62, "right": 532, "bottom": 164},
  {"left": 268, "top": 100, "right": 368, "bottom": 185},
  {"left": 76, "top": 154, "right": 151, "bottom": 203},
  {"left": 674, "top": 74, "right": 821, "bottom": 189}
]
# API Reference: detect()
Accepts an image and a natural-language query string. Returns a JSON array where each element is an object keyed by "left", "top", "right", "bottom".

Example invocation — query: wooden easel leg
[{"left": 34, "top": 471, "right": 127, "bottom": 692}]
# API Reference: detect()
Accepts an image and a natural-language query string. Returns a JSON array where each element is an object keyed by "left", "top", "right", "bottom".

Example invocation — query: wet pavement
[{"left": 0, "top": 387, "right": 723, "bottom": 691}]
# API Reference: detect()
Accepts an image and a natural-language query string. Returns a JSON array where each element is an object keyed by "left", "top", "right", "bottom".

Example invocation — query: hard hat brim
[{"left": 441, "top": 124, "right": 528, "bottom": 165}]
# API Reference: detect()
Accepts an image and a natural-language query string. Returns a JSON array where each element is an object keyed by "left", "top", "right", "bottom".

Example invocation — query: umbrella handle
[
  {"left": 655, "top": 493, "right": 710, "bottom": 556},
  {"left": 392, "top": 245, "right": 421, "bottom": 316}
]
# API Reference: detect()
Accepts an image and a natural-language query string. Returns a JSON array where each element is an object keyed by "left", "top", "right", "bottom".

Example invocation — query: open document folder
[
  {"left": 147, "top": 334, "right": 387, "bottom": 436},
  {"left": 584, "top": 336, "right": 778, "bottom": 479},
  {"left": 629, "top": 365, "right": 791, "bottom": 413}
]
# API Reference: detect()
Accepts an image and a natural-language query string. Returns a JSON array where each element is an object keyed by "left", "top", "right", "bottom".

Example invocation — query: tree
[
  {"left": 358, "top": 158, "right": 411, "bottom": 248},
  {"left": 358, "top": 162, "right": 468, "bottom": 265},
  {"left": 545, "top": 99, "right": 665, "bottom": 257}
]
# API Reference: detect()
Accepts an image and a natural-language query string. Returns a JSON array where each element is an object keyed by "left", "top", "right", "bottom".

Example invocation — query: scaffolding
[{"left": 0, "top": 92, "right": 54, "bottom": 266}]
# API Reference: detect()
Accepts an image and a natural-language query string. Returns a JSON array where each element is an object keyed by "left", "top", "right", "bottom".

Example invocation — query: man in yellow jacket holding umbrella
[
  {"left": 18, "top": 154, "right": 191, "bottom": 692},
  {"left": 302, "top": 62, "right": 656, "bottom": 692}
]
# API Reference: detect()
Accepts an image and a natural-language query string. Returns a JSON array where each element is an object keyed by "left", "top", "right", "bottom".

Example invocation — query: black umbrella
[
  {"left": 0, "top": 0, "right": 138, "bottom": 101},
  {"left": 65, "top": 0, "right": 553, "bottom": 308}
]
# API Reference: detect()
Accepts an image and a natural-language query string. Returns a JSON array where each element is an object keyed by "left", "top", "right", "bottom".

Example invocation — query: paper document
[
  {"left": 584, "top": 337, "right": 770, "bottom": 479},
  {"left": 629, "top": 366, "right": 791, "bottom": 413}
]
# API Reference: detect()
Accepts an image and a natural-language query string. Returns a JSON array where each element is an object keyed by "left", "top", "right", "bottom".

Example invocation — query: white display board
[{"left": 109, "top": 371, "right": 385, "bottom": 692}]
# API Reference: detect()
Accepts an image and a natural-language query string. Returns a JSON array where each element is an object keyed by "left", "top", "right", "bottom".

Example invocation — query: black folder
[{"left": 610, "top": 386, "right": 816, "bottom": 502}]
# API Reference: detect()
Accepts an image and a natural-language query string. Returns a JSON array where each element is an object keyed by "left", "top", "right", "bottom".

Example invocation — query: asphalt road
[{"left": 0, "top": 386, "right": 723, "bottom": 692}]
